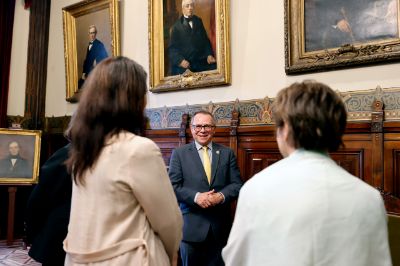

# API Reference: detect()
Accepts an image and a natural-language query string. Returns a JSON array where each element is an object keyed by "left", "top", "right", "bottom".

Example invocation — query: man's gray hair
[{"left": 182, "top": 0, "right": 195, "bottom": 7}]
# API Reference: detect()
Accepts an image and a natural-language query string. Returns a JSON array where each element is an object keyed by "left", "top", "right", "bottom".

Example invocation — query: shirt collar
[{"left": 195, "top": 141, "right": 212, "bottom": 151}]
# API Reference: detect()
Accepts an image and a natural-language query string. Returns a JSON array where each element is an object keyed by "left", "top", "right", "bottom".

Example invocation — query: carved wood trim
[
  {"left": 179, "top": 114, "right": 189, "bottom": 146},
  {"left": 371, "top": 100, "right": 384, "bottom": 188},
  {"left": 229, "top": 110, "right": 239, "bottom": 156}
]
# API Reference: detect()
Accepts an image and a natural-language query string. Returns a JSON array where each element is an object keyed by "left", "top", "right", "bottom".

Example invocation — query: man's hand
[
  {"left": 196, "top": 190, "right": 224, "bottom": 208},
  {"left": 196, "top": 190, "right": 214, "bottom": 208},
  {"left": 207, "top": 55, "right": 216, "bottom": 64},
  {"left": 179, "top": 59, "right": 190, "bottom": 69},
  {"left": 208, "top": 192, "right": 224, "bottom": 206}
]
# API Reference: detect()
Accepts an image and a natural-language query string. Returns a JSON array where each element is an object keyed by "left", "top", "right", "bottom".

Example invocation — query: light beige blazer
[{"left": 64, "top": 132, "right": 182, "bottom": 266}]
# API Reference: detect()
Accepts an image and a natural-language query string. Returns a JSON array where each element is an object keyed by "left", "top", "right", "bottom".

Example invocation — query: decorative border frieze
[{"left": 7, "top": 86, "right": 400, "bottom": 131}]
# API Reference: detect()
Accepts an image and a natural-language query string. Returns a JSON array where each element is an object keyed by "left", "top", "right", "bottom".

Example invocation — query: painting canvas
[
  {"left": 63, "top": 0, "right": 120, "bottom": 102},
  {"left": 285, "top": 0, "right": 400, "bottom": 74},
  {"left": 149, "top": 0, "right": 231, "bottom": 92},
  {"left": 0, "top": 129, "right": 41, "bottom": 184}
]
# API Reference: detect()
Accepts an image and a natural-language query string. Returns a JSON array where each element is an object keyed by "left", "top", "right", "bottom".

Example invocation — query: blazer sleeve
[{"left": 128, "top": 139, "right": 183, "bottom": 262}]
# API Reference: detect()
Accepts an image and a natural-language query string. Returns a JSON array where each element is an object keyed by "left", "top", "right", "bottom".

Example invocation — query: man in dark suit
[
  {"left": 169, "top": 110, "right": 242, "bottom": 266},
  {"left": 81, "top": 25, "right": 108, "bottom": 82},
  {"left": 26, "top": 143, "right": 71, "bottom": 266},
  {"left": 0, "top": 141, "right": 31, "bottom": 178},
  {"left": 168, "top": 0, "right": 217, "bottom": 75}
]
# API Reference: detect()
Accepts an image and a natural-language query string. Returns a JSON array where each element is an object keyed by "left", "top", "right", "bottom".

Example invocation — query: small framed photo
[
  {"left": 149, "top": 0, "right": 231, "bottom": 92},
  {"left": 0, "top": 129, "right": 41, "bottom": 184},
  {"left": 62, "top": 0, "right": 120, "bottom": 102},
  {"left": 285, "top": 0, "right": 400, "bottom": 74}
]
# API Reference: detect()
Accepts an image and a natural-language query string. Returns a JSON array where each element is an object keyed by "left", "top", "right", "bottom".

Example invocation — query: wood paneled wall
[{"left": 145, "top": 111, "right": 400, "bottom": 215}]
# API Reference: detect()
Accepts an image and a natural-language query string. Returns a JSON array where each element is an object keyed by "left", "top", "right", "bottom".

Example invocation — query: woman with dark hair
[{"left": 63, "top": 56, "right": 182, "bottom": 266}]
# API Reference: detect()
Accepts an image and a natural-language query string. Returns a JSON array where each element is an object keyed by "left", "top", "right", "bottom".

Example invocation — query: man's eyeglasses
[
  {"left": 192, "top": 124, "right": 215, "bottom": 132},
  {"left": 89, "top": 31, "right": 97, "bottom": 34}
]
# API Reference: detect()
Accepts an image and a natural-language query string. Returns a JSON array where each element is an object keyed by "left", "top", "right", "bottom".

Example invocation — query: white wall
[
  {"left": 8, "top": 1, "right": 30, "bottom": 116},
  {"left": 8, "top": 0, "right": 400, "bottom": 117}
]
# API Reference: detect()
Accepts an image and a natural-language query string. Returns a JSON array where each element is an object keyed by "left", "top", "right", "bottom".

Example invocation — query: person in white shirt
[{"left": 222, "top": 80, "right": 392, "bottom": 266}]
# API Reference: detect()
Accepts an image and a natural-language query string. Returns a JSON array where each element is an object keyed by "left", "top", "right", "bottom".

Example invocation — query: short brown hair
[{"left": 273, "top": 81, "right": 347, "bottom": 152}]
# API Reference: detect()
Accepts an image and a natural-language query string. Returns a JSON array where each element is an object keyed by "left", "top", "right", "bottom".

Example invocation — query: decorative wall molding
[
  {"left": 146, "top": 86, "right": 400, "bottom": 129},
  {"left": 6, "top": 86, "right": 400, "bottom": 131}
]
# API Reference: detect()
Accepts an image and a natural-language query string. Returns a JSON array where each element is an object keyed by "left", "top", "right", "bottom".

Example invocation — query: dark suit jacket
[
  {"left": 26, "top": 144, "right": 71, "bottom": 265},
  {"left": 168, "top": 15, "right": 216, "bottom": 75},
  {"left": 169, "top": 142, "right": 242, "bottom": 245},
  {"left": 0, "top": 156, "right": 31, "bottom": 177},
  {"left": 82, "top": 38, "right": 108, "bottom": 76}
]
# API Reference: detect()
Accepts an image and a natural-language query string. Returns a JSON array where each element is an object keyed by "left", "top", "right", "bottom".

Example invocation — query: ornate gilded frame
[
  {"left": 149, "top": 0, "right": 231, "bottom": 92},
  {"left": 0, "top": 129, "right": 41, "bottom": 184},
  {"left": 62, "top": 0, "right": 120, "bottom": 102},
  {"left": 285, "top": 0, "right": 400, "bottom": 74}
]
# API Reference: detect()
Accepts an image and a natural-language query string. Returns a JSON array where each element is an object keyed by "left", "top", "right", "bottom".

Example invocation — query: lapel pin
[{"left": 216, "top": 150, "right": 220, "bottom": 155}]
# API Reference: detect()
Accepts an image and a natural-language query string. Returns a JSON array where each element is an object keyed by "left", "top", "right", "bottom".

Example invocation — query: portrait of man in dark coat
[
  {"left": 168, "top": 0, "right": 216, "bottom": 75},
  {"left": 0, "top": 141, "right": 31, "bottom": 178},
  {"left": 79, "top": 25, "right": 108, "bottom": 88}
]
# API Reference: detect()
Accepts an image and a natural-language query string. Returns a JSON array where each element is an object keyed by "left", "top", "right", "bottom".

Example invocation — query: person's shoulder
[
  {"left": 192, "top": 15, "right": 202, "bottom": 22},
  {"left": 45, "top": 144, "right": 70, "bottom": 164},
  {"left": 172, "top": 16, "right": 184, "bottom": 26},
  {"left": 347, "top": 172, "right": 382, "bottom": 198},
  {"left": 125, "top": 133, "right": 157, "bottom": 149},
  {"left": 94, "top": 39, "right": 104, "bottom": 46},
  {"left": 212, "top": 142, "right": 235, "bottom": 154},
  {"left": 212, "top": 142, "right": 229, "bottom": 149}
]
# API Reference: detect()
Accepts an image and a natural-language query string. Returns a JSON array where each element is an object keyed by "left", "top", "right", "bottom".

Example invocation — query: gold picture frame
[
  {"left": 149, "top": 0, "right": 231, "bottom": 92},
  {"left": 0, "top": 129, "right": 41, "bottom": 184},
  {"left": 63, "top": 0, "right": 120, "bottom": 102},
  {"left": 285, "top": 0, "right": 400, "bottom": 74}
]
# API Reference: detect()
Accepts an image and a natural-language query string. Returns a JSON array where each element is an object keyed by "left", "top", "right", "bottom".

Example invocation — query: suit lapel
[
  {"left": 180, "top": 16, "right": 192, "bottom": 33},
  {"left": 210, "top": 143, "right": 220, "bottom": 185}
]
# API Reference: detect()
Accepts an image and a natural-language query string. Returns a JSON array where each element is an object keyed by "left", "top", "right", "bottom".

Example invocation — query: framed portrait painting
[
  {"left": 285, "top": 0, "right": 400, "bottom": 74},
  {"left": 149, "top": 0, "right": 231, "bottom": 92},
  {"left": 63, "top": 0, "right": 120, "bottom": 102},
  {"left": 0, "top": 129, "right": 41, "bottom": 184}
]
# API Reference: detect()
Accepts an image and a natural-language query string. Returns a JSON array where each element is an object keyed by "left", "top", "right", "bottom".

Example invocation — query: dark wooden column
[
  {"left": 229, "top": 110, "right": 239, "bottom": 156},
  {"left": 24, "top": 0, "right": 51, "bottom": 129},
  {"left": 371, "top": 100, "right": 384, "bottom": 189},
  {"left": 179, "top": 114, "right": 189, "bottom": 146}
]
